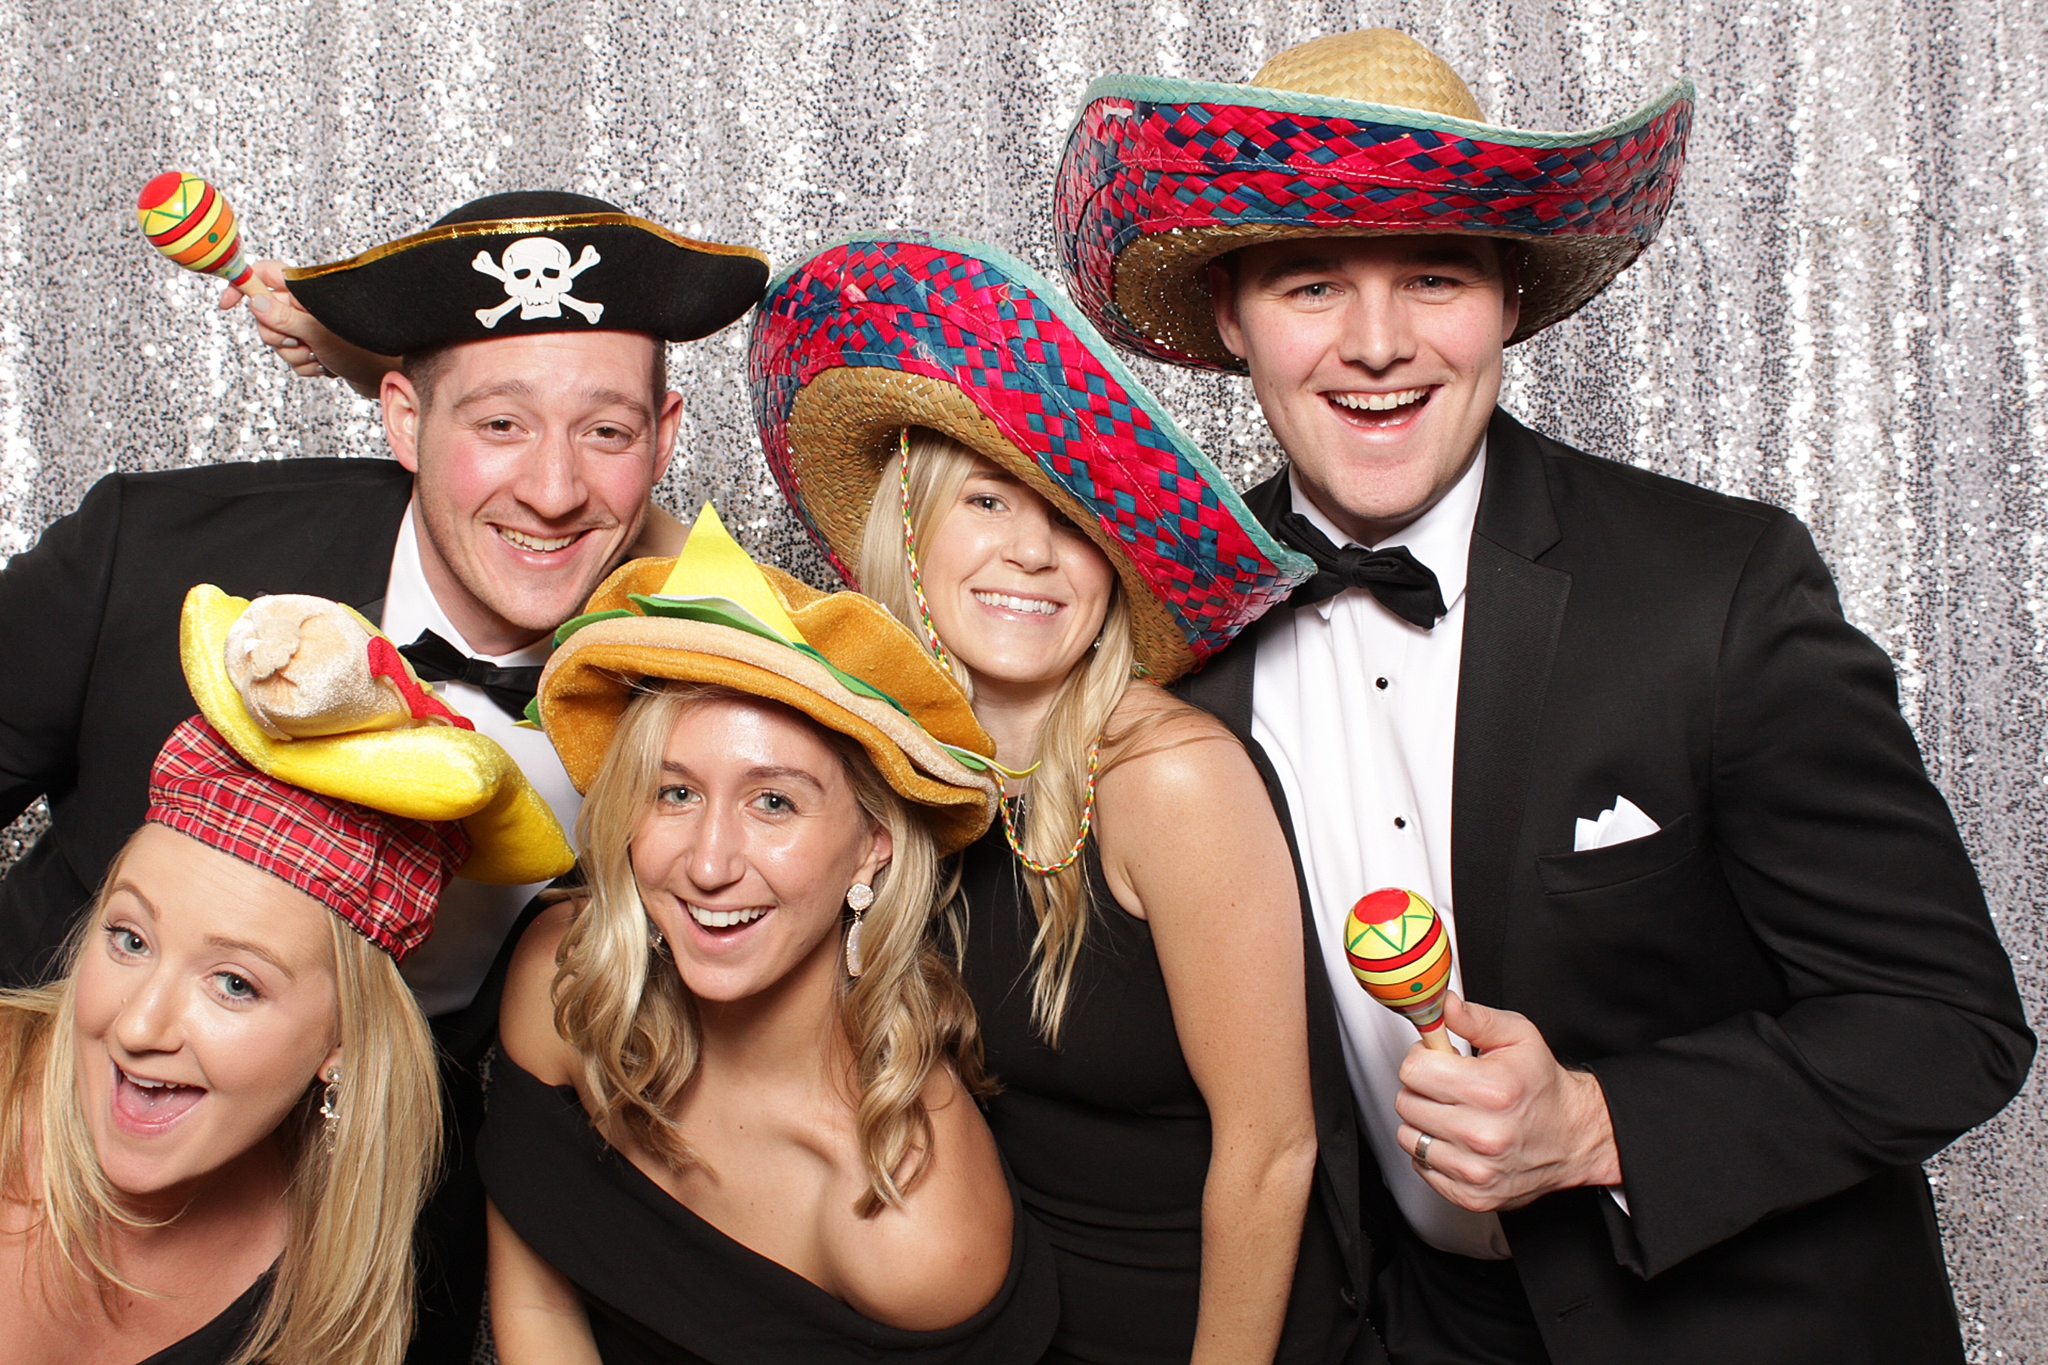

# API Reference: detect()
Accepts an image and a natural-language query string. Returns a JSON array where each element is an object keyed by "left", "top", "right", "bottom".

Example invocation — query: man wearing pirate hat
[
  {"left": 1057, "top": 29, "right": 2029, "bottom": 1365},
  {"left": 0, "top": 189, "right": 767, "bottom": 1359}
]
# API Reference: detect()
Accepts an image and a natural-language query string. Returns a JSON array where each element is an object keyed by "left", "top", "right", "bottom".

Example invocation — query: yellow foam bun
[{"left": 181, "top": 584, "right": 575, "bottom": 885}]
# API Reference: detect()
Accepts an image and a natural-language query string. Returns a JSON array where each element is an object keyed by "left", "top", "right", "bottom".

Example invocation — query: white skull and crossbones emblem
[{"left": 471, "top": 237, "right": 605, "bottom": 328}]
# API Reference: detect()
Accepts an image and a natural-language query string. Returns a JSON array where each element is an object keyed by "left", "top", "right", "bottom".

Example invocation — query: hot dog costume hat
[
  {"left": 536, "top": 504, "right": 1001, "bottom": 856},
  {"left": 153, "top": 585, "right": 576, "bottom": 960},
  {"left": 1054, "top": 27, "right": 1694, "bottom": 370},
  {"left": 284, "top": 190, "right": 770, "bottom": 355},
  {"left": 747, "top": 233, "right": 1313, "bottom": 684}
]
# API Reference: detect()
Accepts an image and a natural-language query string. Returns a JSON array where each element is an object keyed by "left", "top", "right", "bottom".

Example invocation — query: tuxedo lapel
[{"left": 1451, "top": 411, "right": 1571, "bottom": 1004}]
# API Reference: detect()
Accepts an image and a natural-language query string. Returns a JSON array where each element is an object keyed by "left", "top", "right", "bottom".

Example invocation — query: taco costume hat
[
  {"left": 1055, "top": 27, "right": 1694, "bottom": 370},
  {"left": 535, "top": 504, "right": 1000, "bottom": 856},
  {"left": 286, "top": 190, "right": 769, "bottom": 355},
  {"left": 747, "top": 233, "right": 1313, "bottom": 684},
  {"left": 155, "top": 586, "right": 576, "bottom": 960}
]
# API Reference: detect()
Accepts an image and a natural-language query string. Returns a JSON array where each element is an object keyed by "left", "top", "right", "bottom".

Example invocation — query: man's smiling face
[
  {"left": 1212, "top": 234, "right": 1519, "bottom": 546},
  {"left": 382, "top": 329, "right": 682, "bottom": 655}
]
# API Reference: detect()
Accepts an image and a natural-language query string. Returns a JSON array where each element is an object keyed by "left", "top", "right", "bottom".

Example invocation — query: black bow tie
[
  {"left": 396, "top": 630, "right": 544, "bottom": 720},
  {"left": 1275, "top": 513, "right": 1449, "bottom": 629}
]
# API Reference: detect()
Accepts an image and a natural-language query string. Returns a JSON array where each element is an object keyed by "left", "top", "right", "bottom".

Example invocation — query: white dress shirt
[
  {"left": 1251, "top": 444, "right": 1513, "bottom": 1260},
  {"left": 379, "top": 507, "right": 584, "bottom": 1018}
]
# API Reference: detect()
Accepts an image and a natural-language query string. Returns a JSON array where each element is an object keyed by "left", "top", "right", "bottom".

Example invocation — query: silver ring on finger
[{"left": 1413, "top": 1133, "right": 1434, "bottom": 1170}]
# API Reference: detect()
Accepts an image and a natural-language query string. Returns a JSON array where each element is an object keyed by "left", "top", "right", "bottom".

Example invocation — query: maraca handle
[
  {"left": 1418, "top": 1028, "right": 1456, "bottom": 1053},
  {"left": 236, "top": 272, "right": 275, "bottom": 299}
]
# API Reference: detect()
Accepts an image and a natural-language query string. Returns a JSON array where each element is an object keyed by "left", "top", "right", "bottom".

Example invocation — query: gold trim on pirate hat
[{"left": 286, "top": 191, "right": 770, "bottom": 356}]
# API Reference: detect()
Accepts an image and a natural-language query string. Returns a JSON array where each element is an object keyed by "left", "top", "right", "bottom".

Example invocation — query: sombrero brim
[
  {"left": 748, "top": 234, "right": 1313, "bottom": 684},
  {"left": 1055, "top": 74, "right": 1694, "bottom": 370},
  {"left": 287, "top": 212, "right": 770, "bottom": 355},
  {"left": 537, "top": 614, "right": 1000, "bottom": 856}
]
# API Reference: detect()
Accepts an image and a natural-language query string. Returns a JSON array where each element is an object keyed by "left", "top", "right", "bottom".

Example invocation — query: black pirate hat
[{"left": 285, "top": 191, "right": 769, "bottom": 355}]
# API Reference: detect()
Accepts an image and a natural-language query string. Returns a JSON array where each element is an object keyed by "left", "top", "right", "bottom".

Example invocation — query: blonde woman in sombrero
[
  {"left": 0, "top": 585, "right": 572, "bottom": 1365},
  {"left": 750, "top": 235, "right": 1372, "bottom": 1364},
  {"left": 481, "top": 506, "right": 1055, "bottom": 1363}
]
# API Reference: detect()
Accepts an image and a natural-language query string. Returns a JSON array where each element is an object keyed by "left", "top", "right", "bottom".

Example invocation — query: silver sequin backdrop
[{"left": 1, "top": 0, "right": 2043, "bottom": 1354}]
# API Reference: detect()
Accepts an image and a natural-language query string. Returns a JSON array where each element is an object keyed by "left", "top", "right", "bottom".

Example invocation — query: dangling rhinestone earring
[
  {"left": 318, "top": 1068, "right": 341, "bottom": 1149},
  {"left": 844, "top": 882, "right": 876, "bottom": 977}
]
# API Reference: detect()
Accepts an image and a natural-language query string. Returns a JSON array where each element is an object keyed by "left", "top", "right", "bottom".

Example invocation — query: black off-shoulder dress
[
  {"left": 477, "top": 1052, "right": 1057, "bottom": 1365},
  {"left": 134, "top": 1270, "right": 272, "bottom": 1365}
]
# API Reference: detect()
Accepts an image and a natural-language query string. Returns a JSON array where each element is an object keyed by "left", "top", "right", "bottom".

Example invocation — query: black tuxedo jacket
[
  {"left": 1180, "top": 409, "right": 2032, "bottom": 1365},
  {"left": 0, "top": 458, "right": 413, "bottom": 985}
]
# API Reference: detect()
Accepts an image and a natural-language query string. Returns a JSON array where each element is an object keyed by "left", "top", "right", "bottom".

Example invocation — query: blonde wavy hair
[
  {"left": 859, "top": 429, "right": 1142, "bottom": 1045},
  {"left": 0, "top": 833, "right": 441, "bottom": 1365},
  {"left": 550, "top": 681, "right": 986, "bottom": 1217}
]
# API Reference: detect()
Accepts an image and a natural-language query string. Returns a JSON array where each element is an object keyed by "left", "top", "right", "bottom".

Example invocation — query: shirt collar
[
  {"left": 1286, "top": 439, "right": 1486, "bottom": 622},
  {"left": 379, "top": 505, "right": 553, "bottom": 667}
]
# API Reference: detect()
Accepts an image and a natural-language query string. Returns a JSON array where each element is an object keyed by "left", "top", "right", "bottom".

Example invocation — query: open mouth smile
[
  {"left": 111, "top": 1062, "right": 205, "bottom": 1135},
  {"left": 685, "top": 903, "right": 770, "bottom": 936},
  {"left": 1326, "top": 387, "right": 1433, "bottom": 428},
  {"left": 972, "top": 590, "right": 1062, "bottom": 618},
  {"left": 494, "top": 526, "right": 594, "bottom": 555}
]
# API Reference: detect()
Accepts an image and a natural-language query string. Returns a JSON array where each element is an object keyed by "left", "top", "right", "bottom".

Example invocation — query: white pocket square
[{"left": 1574, "top": 796, "right": 1661, "bottom": 852}]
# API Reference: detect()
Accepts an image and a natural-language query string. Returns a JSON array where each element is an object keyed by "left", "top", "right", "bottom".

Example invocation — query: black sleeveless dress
[
  {"left": 477, "top": 1052, "right": 1057, "bottom": 1365},
  {"left": 958, "top": 826, "right": 1347, "bottom": 1365},
  {"left": 135, "top": 1269, "right": 272, "bottom": 1365}
]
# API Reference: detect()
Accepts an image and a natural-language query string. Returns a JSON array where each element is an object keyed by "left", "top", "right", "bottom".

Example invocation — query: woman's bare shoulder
[
  {"left": 824, "top": 1069, "right": 1014, "bottom": 1332},
  {"left": 498, "top": 898, "right": 582, "bottom": 1086},
  {"left": 1105, "top": 682, "right": 1252, "bottom": 791}
]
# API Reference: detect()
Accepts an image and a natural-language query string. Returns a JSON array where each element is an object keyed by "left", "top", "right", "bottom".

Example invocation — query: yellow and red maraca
[
  {"left": 1345, "top": 887, "right": 1455, "bottom": 1052},
  {"left": 136, "top": 171, "right": 270, "bottom": 296}
]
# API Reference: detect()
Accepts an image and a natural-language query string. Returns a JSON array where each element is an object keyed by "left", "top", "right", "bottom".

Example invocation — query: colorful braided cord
[
  {"left": 999, "top": 737, "right": 1102, "bottom": 877},
  {"left": 898, "top": 428, "right": 955, "bottom": 672}
]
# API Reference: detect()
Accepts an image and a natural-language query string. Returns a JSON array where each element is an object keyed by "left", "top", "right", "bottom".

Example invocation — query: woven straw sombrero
[
  {"left": 747, "top": 234, "right": 1313, "bottom": 684},
  {"left": 1055, "top": 28, "right": 1694, "bottom": 371},
  {"left": 535, "top": 505, "right": 1000, "bottom": 856}
]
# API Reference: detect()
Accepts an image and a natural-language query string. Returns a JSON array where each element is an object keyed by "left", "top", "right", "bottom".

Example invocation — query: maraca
[
  {"left": 136, "top": 171, "right": 271, "bottom": 297},
  {"left": 1345, "top": 887, "right": 1455, "bottom": 1052}
]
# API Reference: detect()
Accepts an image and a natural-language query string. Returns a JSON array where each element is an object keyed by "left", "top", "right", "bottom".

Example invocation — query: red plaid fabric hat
[{"left": 145, "top": 716, "right": 470, "bottom": 961}]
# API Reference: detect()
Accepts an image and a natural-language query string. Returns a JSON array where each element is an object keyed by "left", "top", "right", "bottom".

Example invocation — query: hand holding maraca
[
  {"left": 1344, "top": 888, "right": 1620, "bottom": 1209},
  {"left": 138, "top": 171, "right": 395, "bottom": 397}
]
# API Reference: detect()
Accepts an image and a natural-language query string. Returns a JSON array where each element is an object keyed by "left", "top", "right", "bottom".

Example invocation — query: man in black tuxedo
[
  {"left": 1058, "top": 27, "right": 2033, "bottom": 1365},
  {"left": 0, "top": 189, "right": 767, "bottom": 1360}
]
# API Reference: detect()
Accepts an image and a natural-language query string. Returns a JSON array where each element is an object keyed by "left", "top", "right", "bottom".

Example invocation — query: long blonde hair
[
  {"left": 0, "top": 834, "right": 441, "bottom": 1365},
  {"left": 550, "top": 681, "right": 985, "bottom": 1217},
  {"left": 858, "top": 429, "right": 1139, "bottom": 1045}
]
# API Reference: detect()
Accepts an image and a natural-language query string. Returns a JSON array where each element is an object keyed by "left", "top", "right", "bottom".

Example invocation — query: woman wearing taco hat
[
  {"left": 749, "top": 235, "right": 1368, "bottom": 1364},
  {"left": 0, "top": 585, "right": 573, "bottom": 1365},
  {"left": 481, "top": 506, "right": 1056, "bottom": 1364}
]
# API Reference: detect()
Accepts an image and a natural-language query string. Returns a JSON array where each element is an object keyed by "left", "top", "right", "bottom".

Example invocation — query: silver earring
[
  {"left": 844, "top": 882, "right": 875, "bottom": 977},
  {"left": 318, "top": 1069, "right": 341, "bottom": 1148}
]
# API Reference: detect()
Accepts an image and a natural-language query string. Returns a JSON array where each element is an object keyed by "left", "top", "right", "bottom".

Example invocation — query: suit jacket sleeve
[
  {"left": 1585, "top": 511, "right": 2034, "bottom": 1276},
  {"left": 0, "top": 474, "right": 124, "bottom": 828}
]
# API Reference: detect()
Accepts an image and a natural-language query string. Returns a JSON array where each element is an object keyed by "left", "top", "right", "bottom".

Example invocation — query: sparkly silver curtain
[{"left": 2, "top": 0, "right": 2043, "bottom": 1352}]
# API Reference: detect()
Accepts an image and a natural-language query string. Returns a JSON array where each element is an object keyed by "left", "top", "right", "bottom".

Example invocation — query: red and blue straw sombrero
[
  {"left": 1054, "top": 28, "right": 1694, "bottom": 371},
  {"left": 748, "top": 234, "right": 1313, "bottom": 683}
]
